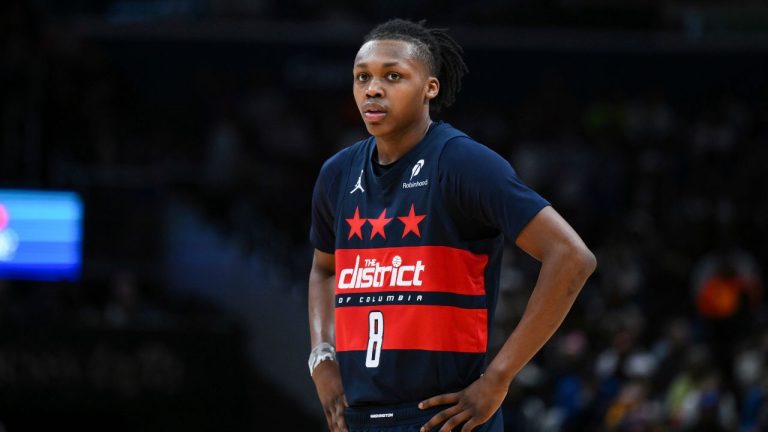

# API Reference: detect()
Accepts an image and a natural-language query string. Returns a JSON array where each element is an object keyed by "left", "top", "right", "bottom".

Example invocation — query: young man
[{"left": 307, "top": 18, "right": 596, "bottom": 432}]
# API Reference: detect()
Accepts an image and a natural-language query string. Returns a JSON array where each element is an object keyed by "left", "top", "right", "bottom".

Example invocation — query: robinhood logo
[{"left": 410, "top": 159, "right": 424, "bottom": 180}]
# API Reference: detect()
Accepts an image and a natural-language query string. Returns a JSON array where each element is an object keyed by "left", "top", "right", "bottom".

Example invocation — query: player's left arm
[{"left": 419, "top": 205, "right": 596, "bottom": 432}]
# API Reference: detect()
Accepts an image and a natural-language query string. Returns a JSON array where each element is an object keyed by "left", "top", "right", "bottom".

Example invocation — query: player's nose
[{"left": 365, "top": 78, "right": 384, "bottom": 98}]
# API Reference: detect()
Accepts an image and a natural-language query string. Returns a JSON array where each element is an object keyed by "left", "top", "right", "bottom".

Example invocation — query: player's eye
[
  {"left": 387, "top": 72, "right": 401, "bottom": 81},
  {"left": 356, "top": 73, "right": 370, "bottom": 82}
]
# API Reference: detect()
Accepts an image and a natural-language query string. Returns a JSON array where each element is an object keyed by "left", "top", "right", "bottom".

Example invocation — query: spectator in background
[
  {"left": 103, "top": 269, "right": 142, "bottom": 327},
  {"left": 735, "top": 331, "right": 768, "bottom": 432},
  {"left": 651, "top": 317, "right": 694, "bottom": 401},
  {"left": 549, "top": 329, "right": 593, "bottom": 431},
  {"left": 691, "top": 245, "right": 763, "bottom": 393},
  {"left": 103, "top": 269, "right": 168, "bottom": 329},
  {"left": 664, "top": 344, "right": 739, "bottom": 431},
  {"left": 603, "top": 379, "right": 659, "bottom": 431}
]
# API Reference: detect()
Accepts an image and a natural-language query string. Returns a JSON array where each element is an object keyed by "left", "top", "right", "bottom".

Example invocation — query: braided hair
[{"left": 363, "top": 18, "right": 468, "bottom": 115}]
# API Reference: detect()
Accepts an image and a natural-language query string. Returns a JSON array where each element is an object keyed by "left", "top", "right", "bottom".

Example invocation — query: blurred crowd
[
  {"left": 483, "top": 84, "right": 768, "bottom": 430},
  {"left": 2, "top": 1, "right": 768, "bottom": 431},
  {"left": 480, "top": 73, "right": 768, "bottom": 430}
]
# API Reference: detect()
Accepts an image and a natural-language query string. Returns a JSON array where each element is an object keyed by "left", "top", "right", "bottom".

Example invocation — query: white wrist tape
[{"left": 308, "top": 342, "right": 337, "bottom": 377}]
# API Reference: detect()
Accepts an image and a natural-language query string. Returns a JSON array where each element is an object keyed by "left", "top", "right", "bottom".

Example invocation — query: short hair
[{"left": 363, "top": 18, "right": 468, "bottom": 115}]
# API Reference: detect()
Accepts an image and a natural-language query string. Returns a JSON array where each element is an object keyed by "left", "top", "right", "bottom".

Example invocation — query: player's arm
[
  {"left": 308, "top": 249, "right": 348, "bottom": 432},
  {"left": 487, "top": 205, "right": 595, "bottom": 383},
  {"left": 419, "top": 206, "right": 596, "bottom": 432}
]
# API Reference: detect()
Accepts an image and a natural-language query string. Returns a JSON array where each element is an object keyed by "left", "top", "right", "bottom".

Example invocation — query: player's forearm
[
  {"left": 485, "top": 243, "right": 595, "bottom": 386},
  {"left": 309, "top": 267, "right": 337, "bottom": 348}
]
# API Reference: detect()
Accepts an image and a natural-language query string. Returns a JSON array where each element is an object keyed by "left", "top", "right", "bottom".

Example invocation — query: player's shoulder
[
  {"left": 317, "top": 136, "right": 371, "bottom": 179},
  {"left": 438, "top": 124, "right": 508, "bottom": 170}
]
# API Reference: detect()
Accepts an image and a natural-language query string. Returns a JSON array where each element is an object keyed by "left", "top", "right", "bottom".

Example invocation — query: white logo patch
[
  {"left": 350, "top": 170, "right": 365, "bottom": 194},
  {"left": 410, "top": 159, "right": 425, "bottom": 180}
]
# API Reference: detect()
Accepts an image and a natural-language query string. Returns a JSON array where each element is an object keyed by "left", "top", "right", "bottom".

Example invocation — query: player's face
[{"left": 352, "top": 39, "right": 438, "bottom": 137}]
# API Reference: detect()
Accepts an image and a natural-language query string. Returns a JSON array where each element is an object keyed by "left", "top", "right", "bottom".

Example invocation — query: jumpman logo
[{"left": 350, "top": 170, "right": 365, "bottom": 194}]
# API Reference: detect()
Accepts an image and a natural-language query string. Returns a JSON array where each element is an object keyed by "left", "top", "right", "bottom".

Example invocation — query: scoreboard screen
[{"left": 0, "top": 189, "right": 83, "bottom": 282}]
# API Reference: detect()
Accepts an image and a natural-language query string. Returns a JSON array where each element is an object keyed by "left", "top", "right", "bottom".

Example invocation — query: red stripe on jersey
[
  {"left": 335, "top": 246, "right": 487, "bottom": 295},
  {"left": 335, "top": 304, "right": 487, "bottom": 353}
]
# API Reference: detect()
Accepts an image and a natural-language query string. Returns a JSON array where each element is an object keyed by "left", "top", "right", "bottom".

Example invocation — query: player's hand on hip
[
  {"left": 418, "top": 372, "right": 508, "bottom": 432},
  {"left": 312, "top": 360, "right": 349, "bottom": 432}
]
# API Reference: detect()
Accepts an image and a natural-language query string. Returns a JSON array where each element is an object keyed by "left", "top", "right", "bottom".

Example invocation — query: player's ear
[{"left": 425, "top": 77, "right": 439, "bottom": 101}]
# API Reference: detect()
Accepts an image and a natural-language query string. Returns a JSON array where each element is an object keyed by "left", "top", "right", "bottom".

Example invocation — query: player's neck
[{"left": 374, "top": 116, "right": 433, "bottom": 165}]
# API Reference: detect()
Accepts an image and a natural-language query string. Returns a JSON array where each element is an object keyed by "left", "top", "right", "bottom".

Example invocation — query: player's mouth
[{"left": 362, "top": 102, "right": 387, "bottom": 123}]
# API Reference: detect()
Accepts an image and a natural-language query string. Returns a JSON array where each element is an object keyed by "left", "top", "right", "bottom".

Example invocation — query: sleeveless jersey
[{"left": 310, "top": 121, "right": 549, "bottom": 406}]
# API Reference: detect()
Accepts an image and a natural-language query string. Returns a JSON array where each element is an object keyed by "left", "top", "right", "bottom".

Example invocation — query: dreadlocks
[{"left": 363, "top": 18, "right": 468, "bottom": 115}]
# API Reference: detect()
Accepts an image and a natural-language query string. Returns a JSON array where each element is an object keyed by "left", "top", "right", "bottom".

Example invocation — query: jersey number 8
[{"left": 366, "top": 311, "right": 383, "bottom": 368}]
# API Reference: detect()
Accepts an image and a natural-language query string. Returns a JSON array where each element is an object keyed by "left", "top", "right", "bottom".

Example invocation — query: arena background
[{"left": 1, "top": 1, "right": 767, "bottom": 431}]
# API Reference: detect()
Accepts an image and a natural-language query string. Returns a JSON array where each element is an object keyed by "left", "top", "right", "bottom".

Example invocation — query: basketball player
[{"left": 307, "top": 18, "right": 596, "bottom": 432}]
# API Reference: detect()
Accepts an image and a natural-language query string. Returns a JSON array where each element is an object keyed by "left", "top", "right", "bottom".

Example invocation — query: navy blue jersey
[{"left": 310, "top": 121, "right": 549, "bottom": 407}]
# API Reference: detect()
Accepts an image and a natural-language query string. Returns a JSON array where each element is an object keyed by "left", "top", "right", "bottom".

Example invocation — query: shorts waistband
[{"left": 345, "top": 401, "right": 444, "bottom": 427}]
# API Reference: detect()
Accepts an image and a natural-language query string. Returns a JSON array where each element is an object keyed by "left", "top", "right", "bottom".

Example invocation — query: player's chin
[{"left": 362, "top": 118, "right": 390, "bottom": 135}]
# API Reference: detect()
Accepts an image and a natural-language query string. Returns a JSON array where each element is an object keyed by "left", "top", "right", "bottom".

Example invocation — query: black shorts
[{"left": 344, "top": 402, "right": 504, "bottom": 432}]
